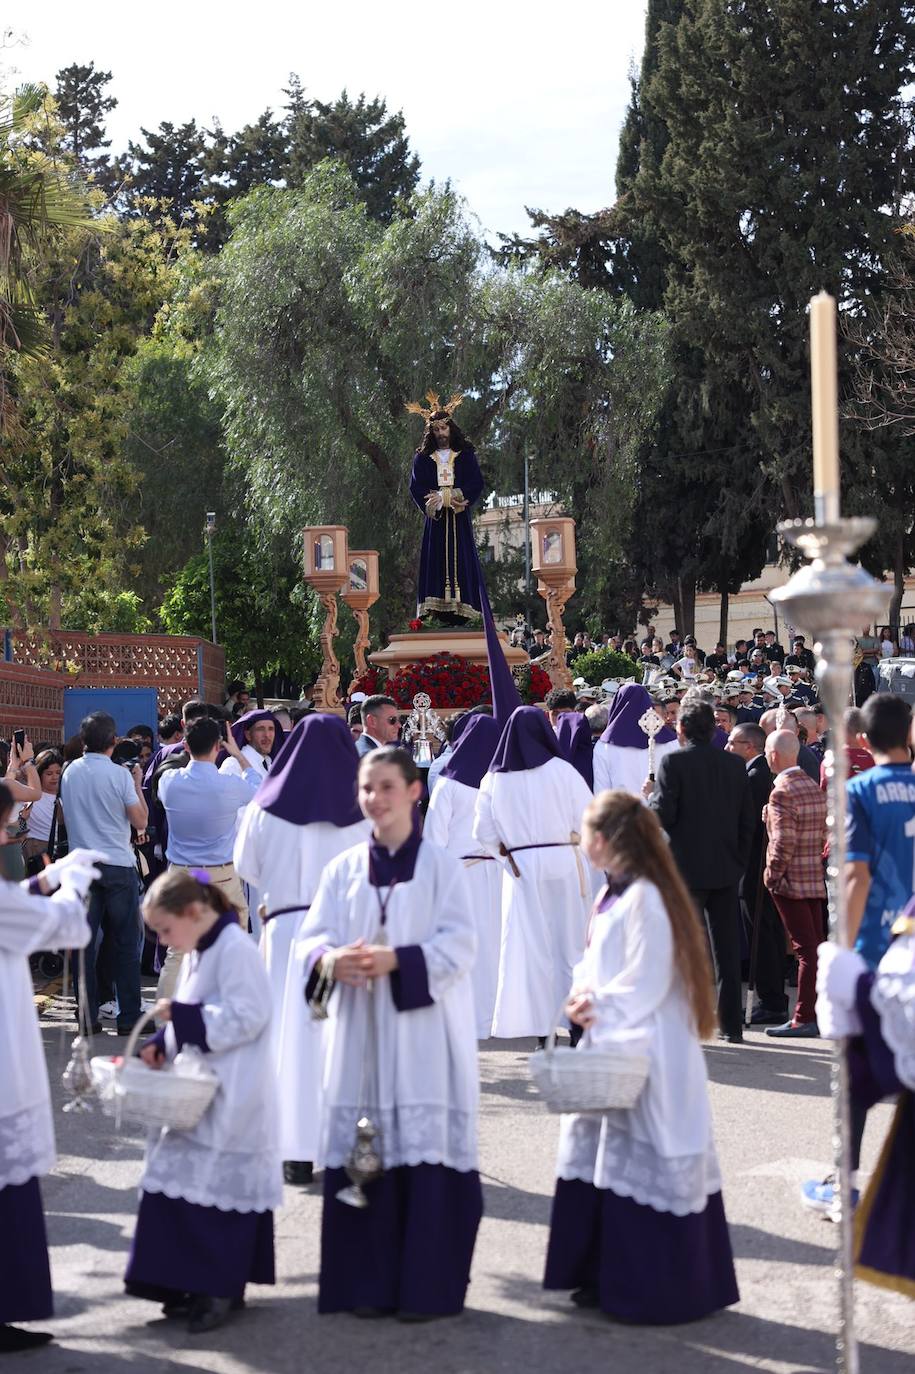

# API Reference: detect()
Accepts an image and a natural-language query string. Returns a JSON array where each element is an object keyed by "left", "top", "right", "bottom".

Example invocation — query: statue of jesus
[{"left": 406, "top": 391, "right": 486, "bottom": 624}]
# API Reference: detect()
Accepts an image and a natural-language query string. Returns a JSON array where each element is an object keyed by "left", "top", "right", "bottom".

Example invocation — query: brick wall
[
  {"left": 0, "top": 663, "right": 66, "bottom": 744},
  {"left": 11, "top": 633, "right": 226, "bottom": 713}
]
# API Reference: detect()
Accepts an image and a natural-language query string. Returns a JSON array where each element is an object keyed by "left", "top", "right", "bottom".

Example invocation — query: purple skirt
[
  {"left": 544, "top": 1178, "right": 739, "bottom": 1324},
  {"left": 0, "top": 1177, "right": 53, "bottom": 1323},
  {"left": 125, "top": 1191, "right": 275, "bottom": 1302},
  {"left": 320, "top": 1163, "right": 482, "bottom": 1315}
]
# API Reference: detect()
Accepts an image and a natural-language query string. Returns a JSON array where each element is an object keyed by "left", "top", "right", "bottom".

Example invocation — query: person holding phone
[{"left": 4, "top": 734, "right": 42, "bottom": 807}]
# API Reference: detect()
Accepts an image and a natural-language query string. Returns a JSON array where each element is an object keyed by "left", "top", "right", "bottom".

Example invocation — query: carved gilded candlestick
[
  {"left": 341, "top": 550, "right": 380, "bottom": 696},
  {"left": 531, "top": 517, "right": 577, "bottom": 691},
  {"left": 303, "top": 525, "right": 349, "bottom": 710}
]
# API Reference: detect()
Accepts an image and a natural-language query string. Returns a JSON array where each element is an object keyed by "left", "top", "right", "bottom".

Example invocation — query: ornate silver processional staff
[
  {"left": 637, "top": 706, "right": 665, "bottom": 780},
  {"left": 771, "top": 292, "right": 890, "bottom": 1374}
]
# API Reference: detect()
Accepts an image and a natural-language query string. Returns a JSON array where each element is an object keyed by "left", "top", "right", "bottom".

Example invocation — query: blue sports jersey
[{"left": 846, "top": 762, "right": 915, "bottom": 969}]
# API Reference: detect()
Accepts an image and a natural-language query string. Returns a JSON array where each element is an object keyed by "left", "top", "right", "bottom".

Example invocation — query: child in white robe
[
  {"left": 234, "top": 712, "right": 370, "bottom": 1184},
  {"left": 298, "top": 746, "right": 482, "bottom": 1319},
  {"left": 544, "top": 789, "right": 739, "bottom": 1323},
  {"left": 424, "top": 714, "right": 503, "bottom": 1038},
  {"left": 125, "top": 868, "right": 282, "bottom": 1335},
  {"left": 473, "top": 706, "right": 595, "bottom": 1040},
  {"left": 0, "top": 812, "right": 103, "bottom": 1353}
]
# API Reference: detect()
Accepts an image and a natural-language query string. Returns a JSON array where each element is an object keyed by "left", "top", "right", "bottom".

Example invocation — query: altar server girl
[
  {"left": 592, "top": 683, "right": 678, "bottom": 797},
  {"left": 125, "top": 868, "right": 282, "bottom": 1334},
  {"left": 234, "top": 714, "right": 370, "bottom": 1184},
  {"left": 424, "top": 714, "right": 503, "bottom": 1038},
  {"left": 298, "top": 746, "right": 482, "bottom": 1320},
  {"left": 544, "top": 790, "right": 739, "bottom": 1324},
  {"left": 473, "top": 706, "right": 595, "bottom": 1040},
  {"left": 0, "top": 793, "right": 103, "bottom": 1352}
]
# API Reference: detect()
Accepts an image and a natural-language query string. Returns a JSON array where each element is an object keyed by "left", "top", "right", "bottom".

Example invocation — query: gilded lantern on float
[
  {"left": 341, "top": 550, "right": 381, "bottom": 696},
  {"left": 303, "top": 525, "right": 349, "bottom": 589},
  {"left": 303, "top": 525, "right": 349, "bottom": 709},
  {"left": 531, "top": 517, "right": 577, "bottom": 580},
  {"left": 530, "top": 517, "right": 577, "bottom": 690}
]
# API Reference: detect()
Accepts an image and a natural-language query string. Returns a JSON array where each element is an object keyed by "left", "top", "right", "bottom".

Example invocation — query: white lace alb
[
  {"left": 0, "top": 1100, "right": 55, "bottom": 1191},
  {"left": 141, "top": 1132, "right": 283, "bottom": 1213},
  {"left": 556, "top": 1111, "right": 721, "bottom": 1216},
  {"left": 320, "top": 1103, "right": 478, "bottom": 1173}
]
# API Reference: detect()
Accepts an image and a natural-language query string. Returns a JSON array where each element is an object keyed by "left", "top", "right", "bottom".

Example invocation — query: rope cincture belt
[
  {"left": 498, "top": 832, "right": 587, "bottom": 898},
  {"left": 258, "top": 902, "right": 312, "bottom": 926},
  {"left": 461, "top": 853, "right": 495, "bottom": 866}
]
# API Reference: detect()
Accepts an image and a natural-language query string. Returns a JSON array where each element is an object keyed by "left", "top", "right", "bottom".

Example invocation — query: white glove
[
  {"left": 41, "top": 848, "right": 107, "bottom": 892},
  {"left": 816, "top": 943, "right": 867, "bottom": 1040},
  {"left": 54, "top": 864, "right": 102, "bottom": 902}
]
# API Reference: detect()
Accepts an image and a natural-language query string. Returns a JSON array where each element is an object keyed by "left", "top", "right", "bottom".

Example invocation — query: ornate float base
[{"left": 369, "top": 629, "right": 528, "bottom": 673}]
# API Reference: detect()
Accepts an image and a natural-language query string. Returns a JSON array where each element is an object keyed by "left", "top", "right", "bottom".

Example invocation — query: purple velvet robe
[{"left": 409, "top": 447, "right": 485, "bottom": 621}]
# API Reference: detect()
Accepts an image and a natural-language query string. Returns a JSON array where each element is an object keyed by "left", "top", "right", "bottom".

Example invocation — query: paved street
[{"left": 10, "top": 984, "right": 914, "bottom": 1374}]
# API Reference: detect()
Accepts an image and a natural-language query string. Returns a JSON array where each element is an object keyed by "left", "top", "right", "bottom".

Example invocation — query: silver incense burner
[{"left": 402, "top": 691, "right": 446, "bottom": 767}]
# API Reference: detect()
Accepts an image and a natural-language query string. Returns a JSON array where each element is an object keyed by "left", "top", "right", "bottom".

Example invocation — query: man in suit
[
  {"left": 726, "top": 723, "right": 788, "bottom": 1025},
  {"left": 645, "top": 699, "right": 754, "bottom": 1042},
  {"left": 356, "top": 695, "right": 401, "bottom": 757}
]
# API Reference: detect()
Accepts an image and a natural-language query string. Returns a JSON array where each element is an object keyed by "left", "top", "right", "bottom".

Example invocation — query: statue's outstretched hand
[{"left": 425, "top": 490, "right": 444, "bottom": 516}]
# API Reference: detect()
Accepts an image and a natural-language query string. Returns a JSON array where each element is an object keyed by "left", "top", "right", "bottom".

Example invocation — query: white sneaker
[
  {"left": 98, "top": 1000, "right": 120, "bottom": 1019},
  {"left": 140, "top": 998, "right": 155, "bottom": 1014}
]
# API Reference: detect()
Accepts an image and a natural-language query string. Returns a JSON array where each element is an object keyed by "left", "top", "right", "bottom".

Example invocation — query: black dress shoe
[
  {"left": 283, "top": 1160, "right": 314, "bottom": 1185},
  {"left": 571, "top": 1287, "right": 599, "bottom": 1308},
  {"left": 0, "top": 1325, "right": 54, "bottom": 1352},
  {"left": 717, "top": 1030, "right": 744, "bottom": 1044},
  {"left": 750, "top": 1004, "right": 789, "bottom": 1026},
  {"left": 161, "top": 1294, "right": 192, "bottom": 1319},
  {"left": 187, "top": 1295, "right": 239, "bottom": 1334},
  {"left": 116, "top": 1021, "right": 137, "bottom": 1036}
]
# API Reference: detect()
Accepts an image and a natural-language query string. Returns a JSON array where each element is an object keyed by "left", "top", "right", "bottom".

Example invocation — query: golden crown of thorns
[{"left": 405, "top": 390, "right": 465, "bottom": 423}]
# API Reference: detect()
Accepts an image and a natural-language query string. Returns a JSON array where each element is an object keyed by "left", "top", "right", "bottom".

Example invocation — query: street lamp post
[{"left": 205, "top": 512, "right": 217, "bottom": 645}]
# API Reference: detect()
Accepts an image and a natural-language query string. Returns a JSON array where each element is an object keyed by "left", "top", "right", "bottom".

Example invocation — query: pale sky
[{"left": 7, "top": 1, "right": 649, "bottom": 239}]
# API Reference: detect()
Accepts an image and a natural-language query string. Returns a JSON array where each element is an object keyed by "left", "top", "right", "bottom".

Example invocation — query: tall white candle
[{"left": 810, "top": 292, "right": 840, "bottom": 523}]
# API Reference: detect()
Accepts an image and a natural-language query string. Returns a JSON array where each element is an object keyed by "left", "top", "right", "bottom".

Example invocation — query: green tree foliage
[
  {"left": 53, "top": 61, "right": 116, "bottom": 173},
  {"left": 159, "top": 527, "right": 319, "bottom": 699},
  {"left": 285, "top": 85, "right": 420, "bottom": 222},
  {"left": 118, "top": 120, "right": 209, "bottom": 230},
  {"left": 7, "top": 187, "right": 193, "bottom": 629},
  {"left": 567, "top": 646, "right": 642, "bottom": 686},
  {"left": 642, "top": 0, "right": 915, "bottom": 518},
  {"left": 0, "top": 82, "right": 94, "bottom": 431},
  {"left": 201, "top": 165, "right": 668, "bottom": 634}
]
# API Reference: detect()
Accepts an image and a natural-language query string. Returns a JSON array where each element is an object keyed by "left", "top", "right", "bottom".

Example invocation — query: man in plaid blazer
[{"left": 762, "top": 729, "right": 828, "bottom": 1037}]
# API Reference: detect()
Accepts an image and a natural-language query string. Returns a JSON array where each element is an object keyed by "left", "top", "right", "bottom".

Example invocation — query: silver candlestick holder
[
  {"left": 402, "top": 691, "right": 447, "bottom": 767},
  {"left": 771, "top": 516, "right": 890, "bottom": 1374}
]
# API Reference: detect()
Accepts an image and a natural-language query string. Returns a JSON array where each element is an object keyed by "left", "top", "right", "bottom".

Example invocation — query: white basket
[
  {"left": 528, "top": 1018, "right": 650, "bottom": 1114},
  {"left": 90, "top": 1010, "right": 219, "bottom": 1132}
]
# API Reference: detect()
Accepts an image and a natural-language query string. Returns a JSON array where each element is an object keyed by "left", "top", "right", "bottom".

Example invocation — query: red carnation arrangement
[
  {"left": 409, "top": 618, "right": 423, "bottom": 632},
  {"left": 350, "top": 667, "right": 383, "bottom": 697},
  {"left": 388, "top": 652, "right": 492, "bottom": 709},
  {"left": 513, "top": 661, "right": 552, "bottom": 705}
]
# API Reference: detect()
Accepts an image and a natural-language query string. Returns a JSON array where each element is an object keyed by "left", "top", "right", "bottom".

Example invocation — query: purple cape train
[
  {"left": 409, "top": 446, "right": 486, "bottom": 622},
  {"left": 256, "top": 713, "right": 362, "bottom": 828},
  {"left": 440, "top": 715, "right": 503, "bottom": 789},
  {"left": 599, "top": 683, "right": 676, "bottom": 750},
  {"left": 489, "top": 705, "right": 566, "bottom": 774}
]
